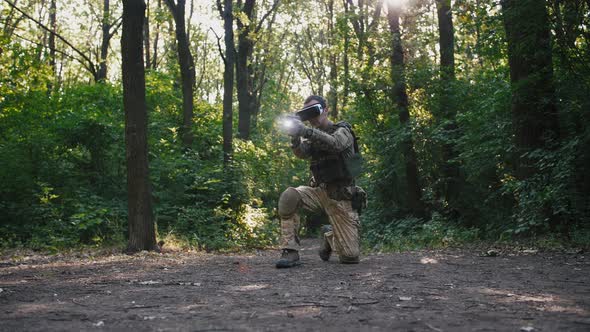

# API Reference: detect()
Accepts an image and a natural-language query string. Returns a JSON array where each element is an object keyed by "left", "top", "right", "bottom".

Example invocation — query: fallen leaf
[
  {"left": 520, "top": 326, "right": 535, "bottom": 332},
  {"left": 93, "top": 321, "right": 104, "bottom": 327},
  {"left": 483, "top": 250, "right": 499, "bottom": 257}
]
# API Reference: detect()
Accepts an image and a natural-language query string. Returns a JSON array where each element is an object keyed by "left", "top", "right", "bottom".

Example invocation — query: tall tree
[
  {"left": 348, "top": 0, "right": 383, "bottom": 67},
  {"left": 387, "top": 2, "right": 424, "bottom": 216},
  {"left": 325, "top": 0, "right": 339, "bottom": 118},
  {"left": 501, "top": 0, "right": 560, "bottom": 180},
  {"left": 48, "top": 0, "right": 56, "bottom": 76},
  {"left": 340, "top": 0, "right": 351, "bottom": 110},
  {"left": 45, "top": 0, "right": 57, "bottom": 91},
  {"left": 153, "top": 0, "right": 163, "bottom": 69},
  {"left": 218, "top": 0, "right": 235, "bottom": 164},
  {"left": 436, "top": 0, "right": 461, "bottom": 212},
  {"left": 235, "top": 0, "right": 280, "bottom": 140},
  {"left": 236, "top": 0, "right": 255, "bottom": 140},
  {"left": 164, "top": 0, "right": 195, "bottom": 147},
  {"left": 96, "top": 0, "right": 118, "bottom": 81},
  {"left": 144, "top": 0, "right": 151, "bottom": 68},
  {"left": 121, "top": 0, "right": 158, "bottom": 252}
]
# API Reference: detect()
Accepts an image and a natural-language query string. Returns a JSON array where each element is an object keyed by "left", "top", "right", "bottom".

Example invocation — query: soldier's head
[{"left": 302, "top": 95, "right": 330, "bottom": 129}]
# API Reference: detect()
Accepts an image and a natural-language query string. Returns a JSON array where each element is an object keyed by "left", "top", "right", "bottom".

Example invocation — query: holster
[
  {"left": 320, "top": 181, "right": 354, "bottom": 201},
  {"left": 351, "top": 186, "right": 368, "bottom": 214}
]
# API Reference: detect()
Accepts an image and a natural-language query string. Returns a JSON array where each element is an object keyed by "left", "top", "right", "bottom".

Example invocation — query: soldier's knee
[{"left": 279, "top": 187, "right": 301, "bottom": 217}]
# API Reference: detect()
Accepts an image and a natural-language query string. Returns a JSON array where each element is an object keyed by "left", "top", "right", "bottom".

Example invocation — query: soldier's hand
[
  {"left": 291, "top": 136, "right": 301, "bottom": 148},
  {"left": 284, "top": 117, "right": 306, "bottom": 137}
]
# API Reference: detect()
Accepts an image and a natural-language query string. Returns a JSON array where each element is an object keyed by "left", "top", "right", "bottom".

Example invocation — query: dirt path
[{"left": 1, "top": 239, "right": 589, "bottom": 331}]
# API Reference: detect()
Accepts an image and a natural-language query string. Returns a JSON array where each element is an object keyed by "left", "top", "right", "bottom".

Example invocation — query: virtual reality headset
[{"left": 296, "top": 103, "right": 325, "bottom": 121}]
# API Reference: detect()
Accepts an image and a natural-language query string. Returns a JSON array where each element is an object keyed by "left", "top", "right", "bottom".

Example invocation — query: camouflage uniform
[{"left": 279, "top": 123, "right": 361, "bottom": 260}]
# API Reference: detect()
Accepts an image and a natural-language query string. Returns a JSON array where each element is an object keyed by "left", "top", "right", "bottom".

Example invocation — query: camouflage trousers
[{"left": 280, "top": 185, "right": 361, "bottom": 259}]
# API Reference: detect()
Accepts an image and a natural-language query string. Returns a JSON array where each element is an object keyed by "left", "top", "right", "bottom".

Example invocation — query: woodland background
[{"left": 1, "top": 0, "right": 589, "bottom": 252}]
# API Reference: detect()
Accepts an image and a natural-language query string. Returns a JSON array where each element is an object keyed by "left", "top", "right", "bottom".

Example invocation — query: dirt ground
[{"left": 1, "top": 239, "right": 589, "bottom": 332}]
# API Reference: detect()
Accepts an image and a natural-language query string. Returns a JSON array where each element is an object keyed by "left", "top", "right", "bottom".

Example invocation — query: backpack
[{"left": 335, "top": 121, "right": 363, "bottom": 178}]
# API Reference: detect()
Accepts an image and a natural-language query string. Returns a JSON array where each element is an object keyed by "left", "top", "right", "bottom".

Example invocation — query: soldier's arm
[
  {"left": 291, "top": 137, "right": 312, "bottom": 159},
  {"left": 304, "top": 127, "right": 353, "bottom": 153}
]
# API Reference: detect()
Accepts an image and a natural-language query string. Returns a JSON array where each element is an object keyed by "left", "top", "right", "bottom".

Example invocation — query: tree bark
[
  {"left": 501, "top": 0, "right": 560, "bottom": 180},
  {"left": 436, "top": 0, "right": 455, "bottom": 82},
  {"left": 326, "top": 0, "right": 338, "bottom": 118},
  {"left": 387, "top": 3, "right": 424, "bottom": 217},
  {"left": 151, "top": 0, "right": 162, "bottom": 69},
  {"left": 236, "top": 0, "right": 255, "bottom": 140},
  {"left": 48, "top": 0, "right": 56, "bottom": 76},
  {"left": 436, "top": 0, "right": 461, "bottom": 212},
  {"left": 342, "top": 0, "right": 350, "bottom": 111},
  {"left": 47, "top": 0, "right": 56, "bottom": 92},
  {"left": 144, "top": 0, "right": 151, "bottom": 69},
  {"left": 97, "top": 0, "right": 111, "bottom": 81},
  {"left": 221, "top": 0, "right": 235, "bottom": 164},
  {"left": 121, "top": 0, "right": 158, "bottom": 253},
  {"left": 165, "top": 0, "right": 196, "bottom": 148}
]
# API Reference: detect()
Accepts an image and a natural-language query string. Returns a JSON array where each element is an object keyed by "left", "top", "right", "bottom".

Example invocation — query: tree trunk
[
  {"left": 222, "top": 0, "right": 235, "bottom": 164},
  {"left": 436, "top": 0, "right": 461, "bottom": 212},
  {"left": 327, "top": 0, "right": 338, "bottom": 118},
  {"left": 48, "top": 0, "right": 56, "bottom": 76},
  {"left": 437, "top": 0, "right": 455, "bottom": 82},
  {"left": 387, "top": 3, "right": 424, "bottom": 217},
  {"left": 121, "top": 0, "right": 158, "bottom": 253},
  {"left": 236, "top": 0, "right": 255, "bottom": 140},
  {"left": 165, "top": 0, "right": 195, "bottom": 148},
  {"left": 47, "top": 0, "right": 56, "bottom": 92},
  {"left": 342, "top": 0, "right": 350, "bottom": 111},
  {"left": 97, "top": 0, "right": 110, "bottom": 81},
  {"left": 144, "top": 0, "right": 151, "bottom": 69},
  {"left": 151, "top": 0, "right": 162, "bottom": 69},
  {"left": 501, "top": 0, "right": 560, "bottom": 180}
]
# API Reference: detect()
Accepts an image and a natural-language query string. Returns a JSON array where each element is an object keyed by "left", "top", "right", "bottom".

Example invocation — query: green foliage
[
  {"left": 500, "top": 138, "right": 582, "bottom": 237},
  {"left": 363, "top": 212, "right": 479, "bottom": 252}
]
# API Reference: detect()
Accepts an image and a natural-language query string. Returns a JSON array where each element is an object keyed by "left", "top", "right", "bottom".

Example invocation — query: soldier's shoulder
[
  {"left": 333, "top": 122, "right": 354, "bottom": 137},
  {"left": 334, "top": 121, "right": 352, "bottom": 129}
]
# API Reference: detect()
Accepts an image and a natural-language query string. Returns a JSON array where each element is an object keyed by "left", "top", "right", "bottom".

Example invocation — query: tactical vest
[{"left": 309, "top": 122, "right": 359, "bottom": 185}]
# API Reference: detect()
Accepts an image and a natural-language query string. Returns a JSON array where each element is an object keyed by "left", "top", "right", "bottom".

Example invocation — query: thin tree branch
[
  {"left": 9, "top": 28, "right": 94, "bottom": 73},
  {"left": 2, "top": 0, "right": 97, "bottom": 77},
  {"left": 108, "top": 16, "right": 123, "bottom": 39},
  {"left": 210, "top": 26, "right": 226, "bottom": 64},
  {"left": 255, "top": 0, "right": 280, "bottom": 33}
]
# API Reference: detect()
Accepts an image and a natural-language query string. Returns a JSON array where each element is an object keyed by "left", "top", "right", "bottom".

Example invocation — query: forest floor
[{"left": 0, "top": 239, "right": 589, "bottom": 332}]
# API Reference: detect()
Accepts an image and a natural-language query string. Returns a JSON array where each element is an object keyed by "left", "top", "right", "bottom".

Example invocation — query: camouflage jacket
[{"left": 292, "top": 122, "right": 355, "bottom": 185}]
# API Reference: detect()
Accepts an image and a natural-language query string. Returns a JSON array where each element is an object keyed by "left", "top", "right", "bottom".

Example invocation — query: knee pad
[{"left": 278, "top": 187, "right": 301, "bottom": 217}]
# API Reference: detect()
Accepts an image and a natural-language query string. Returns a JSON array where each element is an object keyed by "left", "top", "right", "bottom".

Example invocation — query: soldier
[{"left": 276, "top": 95, "right": 366, "bottom": 268}]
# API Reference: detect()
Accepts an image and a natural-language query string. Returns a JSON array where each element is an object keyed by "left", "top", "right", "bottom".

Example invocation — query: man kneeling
[{"left": 276, "top": 95, "right": 365, "bottom": 268}]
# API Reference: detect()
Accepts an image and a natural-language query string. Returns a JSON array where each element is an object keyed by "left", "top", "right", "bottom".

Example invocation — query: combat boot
[
  {"left": 319, "top": 225, "right": 333, "bottom": 261},
  {"left": 339, "top": 255, "right": 359, "bottom": 264},
  {"left": 275, "top": 249, "right": 301, "bottom": 268}
]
